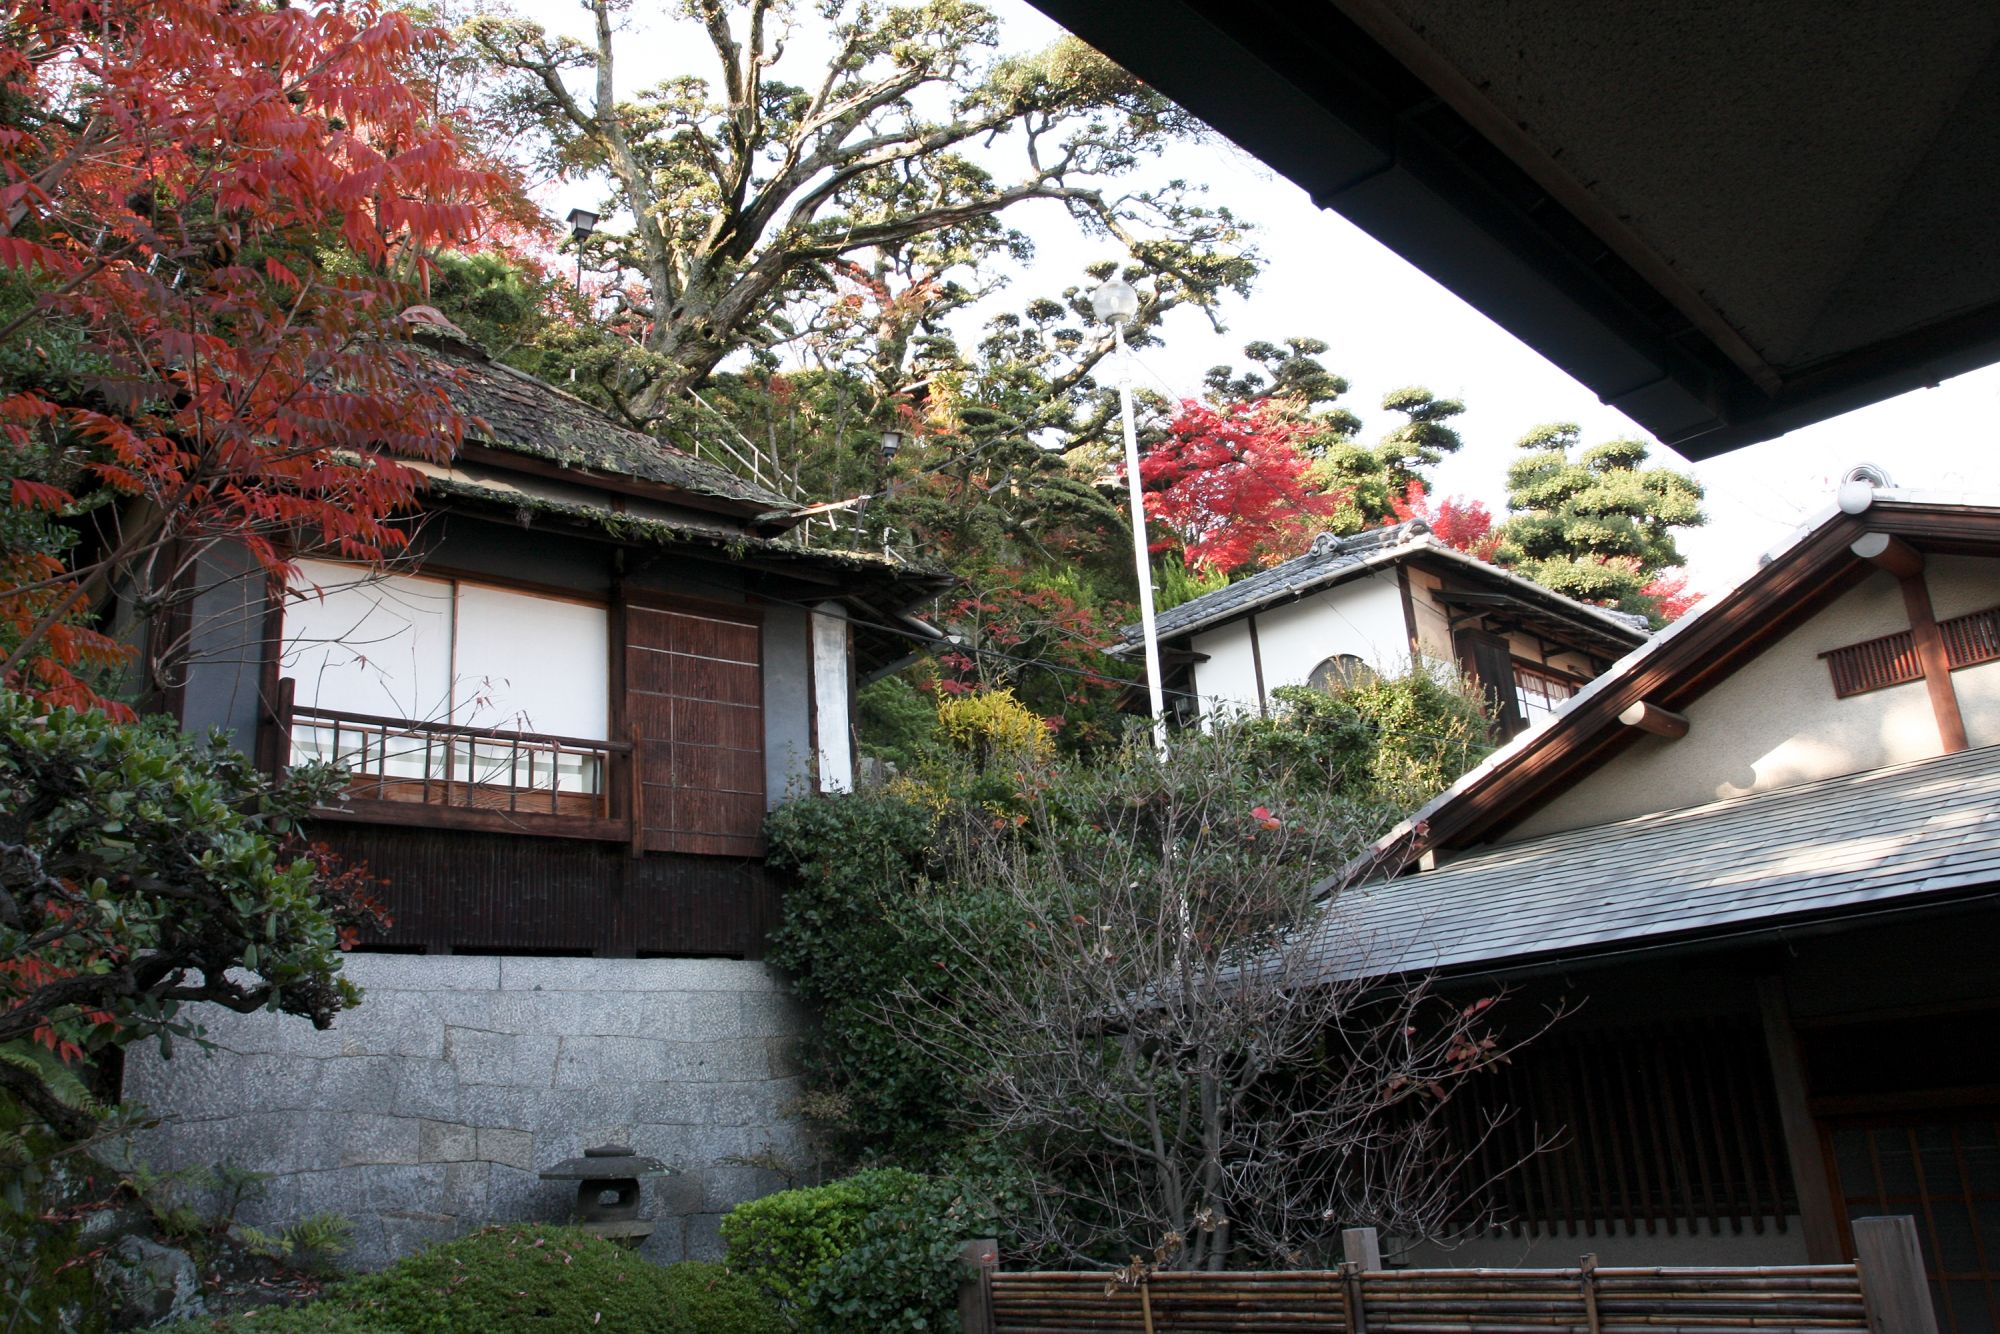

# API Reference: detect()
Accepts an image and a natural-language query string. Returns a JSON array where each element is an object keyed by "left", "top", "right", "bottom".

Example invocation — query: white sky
[{"left": 508, "top": 0, "right": 2000, "bottom": 594}]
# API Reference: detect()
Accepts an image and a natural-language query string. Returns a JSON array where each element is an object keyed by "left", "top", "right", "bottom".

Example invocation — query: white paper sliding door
[
  {"left": 283, "top": 560, "right": 454, "bottom": 722},
  {"left": 451, "top": 584, "right": 609, "bottom": 740}
]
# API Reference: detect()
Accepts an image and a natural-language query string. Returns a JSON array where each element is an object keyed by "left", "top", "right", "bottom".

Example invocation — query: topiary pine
[{"left": 1491, "top": 422, "right": 1706, "bottom": 618}]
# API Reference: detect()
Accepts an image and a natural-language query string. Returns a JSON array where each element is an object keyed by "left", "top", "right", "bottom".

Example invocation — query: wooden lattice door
[{"left": 1830, "top": 1113, "right": 2000, "bottom": 1333}]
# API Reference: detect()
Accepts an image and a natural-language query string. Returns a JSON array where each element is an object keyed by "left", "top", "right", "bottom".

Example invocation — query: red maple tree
[
  {"left": 1386, "top": 479, "right": 1501, "bottom": 561},
  {"left": 1640, "top": 568, "right": 1700, "bottom": 622},
  {"left": 1141, "top": 399, "right": 1342, "bottom": 575},
  {"left": 0, "top": 0, "right": 517, "bottom": 713}
]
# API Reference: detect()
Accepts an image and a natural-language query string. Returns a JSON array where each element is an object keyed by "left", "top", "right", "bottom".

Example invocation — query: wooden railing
[
  {"left": 285, "top": 699, "right": 630, "bottom": 821},
  {"left": 961, "top": 1218, "right": 1938, "bottom": 1333}
]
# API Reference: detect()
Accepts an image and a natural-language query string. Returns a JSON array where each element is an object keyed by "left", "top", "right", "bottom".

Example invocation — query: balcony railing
[{"left": 284, "top": 698, "right": 630, "bottom": 822}]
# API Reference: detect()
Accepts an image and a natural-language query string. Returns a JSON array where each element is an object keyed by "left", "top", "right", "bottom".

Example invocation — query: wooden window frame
[
  {"left": 1512, "top": 658, "right": 1584, "bottom": 722},
  {"left": 268, "top": 564, "right": 632, "bottom": 843}
]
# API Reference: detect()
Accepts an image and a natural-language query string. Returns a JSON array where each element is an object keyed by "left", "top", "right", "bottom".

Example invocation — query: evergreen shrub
[
  {"left": 723, "top": 1169, "right": 994, "bottom": 1333},
  {"left": 333, "top": 1225, "right": 773, "bottom": 1334}
]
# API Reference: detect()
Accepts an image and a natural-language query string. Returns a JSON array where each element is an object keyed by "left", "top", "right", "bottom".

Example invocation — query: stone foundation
[{"left": 124, "top": 954, "right": 812, "bottom": 1269}]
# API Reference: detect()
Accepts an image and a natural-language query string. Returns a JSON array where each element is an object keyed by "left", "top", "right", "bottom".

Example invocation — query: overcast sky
[{"left": 509, "top": 0, "right": 2000, "bottom": 595}]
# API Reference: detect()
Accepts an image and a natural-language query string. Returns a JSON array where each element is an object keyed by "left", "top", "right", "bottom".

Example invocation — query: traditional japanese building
[
  {"left": 1110, "top": 521, "right": 1649, "bottom": 738},
  {"left": 124, "top": 312, "right": 946, "bottom": 1266},
  {"left": 1304, "top": 478, "right": 2000, "bottom": 1328}
]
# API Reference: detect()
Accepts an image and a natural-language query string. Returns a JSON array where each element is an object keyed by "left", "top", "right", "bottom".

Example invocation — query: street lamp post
[
  {"left": 1090, "top": 278, "right": 1168, "bottom": 756},
  {"left": 566, "top": 208, "right": 599, "bottom": 291}
]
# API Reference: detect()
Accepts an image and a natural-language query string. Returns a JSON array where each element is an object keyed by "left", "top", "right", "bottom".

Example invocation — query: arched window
[{"left": 1307, "top": 654, "right": 1375, "bottom": 692}]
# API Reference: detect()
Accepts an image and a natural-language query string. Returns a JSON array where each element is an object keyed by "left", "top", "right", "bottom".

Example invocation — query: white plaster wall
[
  {"left": 811, "top": 604, "right": 853, "bottom": 793},
  {"left": 1255, "top": 575, "right": 1413, "bottom": 687},
  {"left": 1510, "top": 558, "right": 2000, "bottom": 840},
  {"left": 124, "top": 955, "right": 810, "bottom": 1270},
  {"left": 1188, "top": 620, "right": 1263, "bottom": 724},
  {"left": 1400, "top": 1219, "right": 1808, "bottom": 1269},
  {"left": 1188, "top": 574, "right": 1413, "bottom": 725}
]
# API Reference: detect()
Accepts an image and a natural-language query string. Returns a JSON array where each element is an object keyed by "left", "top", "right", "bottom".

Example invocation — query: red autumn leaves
[
  {"left": 0, "top": 0, "right": 517, "bottom": 712},
  {"left": 1139, "top": 399, "right": 1337, "bottom": 575}
]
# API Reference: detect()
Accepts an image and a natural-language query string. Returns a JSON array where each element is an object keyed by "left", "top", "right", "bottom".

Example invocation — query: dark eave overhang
[
  {"left": 1028, "top": 0, "right": 2000, "bottom": 459},
  {"left": 456, "top": 442, "right": 797, "bottom": 534},
  {"left": 1417, "top": 499, "right": 2000, "bottom": 852}
]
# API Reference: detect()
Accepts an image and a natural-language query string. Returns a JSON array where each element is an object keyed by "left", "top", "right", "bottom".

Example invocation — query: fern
[{"left": 0, "top": 1041, "right": 98, "bottom": 1116}]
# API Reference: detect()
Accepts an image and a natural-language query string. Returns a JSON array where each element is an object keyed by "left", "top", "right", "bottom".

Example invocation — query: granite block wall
[{"left": 124, "top": 954, "right": 813, "bottom": 1269}]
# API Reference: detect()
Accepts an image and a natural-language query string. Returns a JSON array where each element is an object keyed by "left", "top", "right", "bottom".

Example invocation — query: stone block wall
[{"left": 124, "top": 954, "right": 813, "bottom": 1270}]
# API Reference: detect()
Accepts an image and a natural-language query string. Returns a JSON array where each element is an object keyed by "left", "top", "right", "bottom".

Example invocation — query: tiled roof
[
  {"left": 417, "top": 339, "right": 793, "bottom": 512},
  {"left": 1299, "top": 745, "right": 2000, "bottom": 983},
  {"left": 1114, "top": 522, "right": 1649, "bottom": 651}
]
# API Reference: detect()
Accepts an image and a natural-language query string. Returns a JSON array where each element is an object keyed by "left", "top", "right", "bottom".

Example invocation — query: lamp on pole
[
  {"left": 1090, "top": 277, "right": 1168, "bottom": 756},
  {"left": 566, "top": 208, "right": 599, "bottom": 291}
]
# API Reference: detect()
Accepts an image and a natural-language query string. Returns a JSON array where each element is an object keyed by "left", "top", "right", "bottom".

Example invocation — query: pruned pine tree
[
  {"left": 1493, "top": 423, "right": 1706, "bottom": 616},
  {"left": 1309, "top": 387, "right": 1467, "bottom": 530}
]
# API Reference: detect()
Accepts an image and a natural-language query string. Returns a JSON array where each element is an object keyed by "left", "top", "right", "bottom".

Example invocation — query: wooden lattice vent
[{"left": 1821, "top": 602, "right": 2000, "bottom": 698}]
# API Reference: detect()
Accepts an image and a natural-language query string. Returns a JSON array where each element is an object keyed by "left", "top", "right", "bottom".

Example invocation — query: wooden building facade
[
  {"left": 1310, "top": 485, "right": 2000, "bottom": 1328},
  {"left": 158, "top": 316, "right": 945, "bottom": 958}
]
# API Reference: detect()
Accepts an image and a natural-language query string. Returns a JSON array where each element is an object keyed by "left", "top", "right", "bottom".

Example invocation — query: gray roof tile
[
  {"left": 1301, "top": 744, "right": 2000, "bottom": 982},
  {"left": 1117, "top": 522, "right": 1649, "bottom": 651}
]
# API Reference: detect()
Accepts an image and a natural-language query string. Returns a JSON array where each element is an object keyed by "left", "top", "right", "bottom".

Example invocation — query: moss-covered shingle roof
[{"left": 414, "top": 334, "right": 793, "bottom": 513}]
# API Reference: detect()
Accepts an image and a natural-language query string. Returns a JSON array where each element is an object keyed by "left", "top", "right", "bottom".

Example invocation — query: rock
[
  {"left": 76, "top": 1206, "right": 146, "bottom": 1246},
  {"left": 95, "top": 1235, "right": 204, "bottom": 1329}
]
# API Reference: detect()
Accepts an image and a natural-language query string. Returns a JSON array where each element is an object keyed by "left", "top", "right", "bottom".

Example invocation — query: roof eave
[
  {"left": 457, "top": 441, "right": 797, "bottom": 531},
  {"left": 1347, "top": 495, "right": 2000, "bottom": 863}
]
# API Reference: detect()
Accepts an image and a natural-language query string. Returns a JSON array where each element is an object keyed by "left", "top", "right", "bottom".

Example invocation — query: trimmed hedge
[
  {"left": 163, "top": 1227, "right": 776, "bottom": 1334},
  {"left": 723, "top": 1169, "right": 993, "bottom": 1334}
]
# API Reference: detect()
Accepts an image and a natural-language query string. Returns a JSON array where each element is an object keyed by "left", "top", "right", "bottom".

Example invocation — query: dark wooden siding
[
  {"left": 1441, "top": 1016, "right": 1799, "bottom": 1238},
  {"left": 1454, "top": 628, "right": 1526, "bottom": 737},
  {"left": 321, "top": 823, "right": 783, "bottom": 958}
]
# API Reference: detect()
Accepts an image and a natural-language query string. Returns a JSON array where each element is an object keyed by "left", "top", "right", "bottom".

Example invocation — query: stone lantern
[{"left": 539, "top": 1143, "right": 671, "bottom": 1247}]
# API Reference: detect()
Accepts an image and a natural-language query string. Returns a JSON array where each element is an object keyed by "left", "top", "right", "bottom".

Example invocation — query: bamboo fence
[{"left": 984, "top": 1262, "right": 1872, "bottom": 1333}]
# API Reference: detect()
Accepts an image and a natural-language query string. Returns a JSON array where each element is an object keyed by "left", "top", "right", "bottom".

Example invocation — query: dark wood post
[
  {"left": 1579, "top": 1253, "right": 1602, "bottom": 1334},
  {"left": 1756, "top": 976, "right": 1843, "bottom": 1262},
  {"left": 957, "top": 1238, "right": 997, "bottom": 1334},
  {"left": 1339, "top": 1261, "right": 1369, "bottom": 1334},
  {"left": 1854, "top": 1215, "right": 1940, "bottom": 1334}
]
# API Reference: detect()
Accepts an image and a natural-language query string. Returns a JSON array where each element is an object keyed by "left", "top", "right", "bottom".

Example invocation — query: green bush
[
  {"left": 332, "top": 1225, "right": 774, "bottom": 1334},
  {"left": 723, "top": 1170, "right": 994, "bottom": 1334},
  {"left": 855, "top": 676, "right": 939, "bottom": 773},
  {"left": 764, "top": 792, "right": 983, "bottom": 1160},
  {"left": 658, "top": 1259, "right": 775, "bottom": 1332},
  {"left": 160, "top": 1306, "right": 394, "bottom": 1334},
  {"left": 721, "top": 1169, "right": 920, "bottom": 1313}
]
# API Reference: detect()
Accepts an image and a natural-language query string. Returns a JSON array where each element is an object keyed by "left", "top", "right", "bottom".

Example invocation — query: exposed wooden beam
[
  {"left": 1246, "top": 613, "right": 1269, "bottom": 719},
  {"left": 1757, "top": 978, "right": 1844, "bottom": 1264},
  {"left": 1850, "top": 531, "right": 1925, "bottom": 578},
  {"left": 1889, "top": 566, "right": 1971, "bottom": 754},
  {"left": 1617, "top": 699, "right": 1689, "bottom": 738}
]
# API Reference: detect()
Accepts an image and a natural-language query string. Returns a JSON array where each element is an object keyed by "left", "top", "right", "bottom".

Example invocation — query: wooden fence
[{"left": 959, "top": 1217, "right": 1937, "bottom": 1334}]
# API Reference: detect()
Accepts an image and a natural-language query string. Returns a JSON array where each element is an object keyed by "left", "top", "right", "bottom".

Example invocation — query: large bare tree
[
  {"left": 464, "top": 0, "right": 1252, "bottom": 418},
  {"left": 887, "top": 726, "right": 1548, "bottom": 1270}
]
